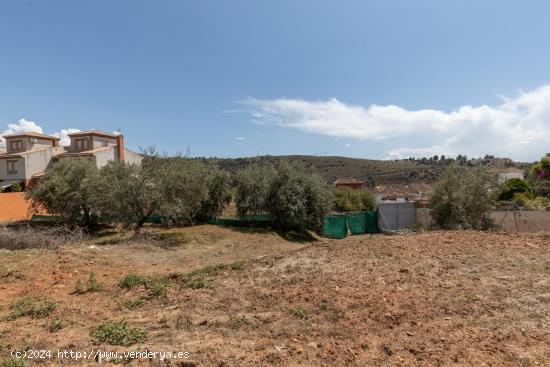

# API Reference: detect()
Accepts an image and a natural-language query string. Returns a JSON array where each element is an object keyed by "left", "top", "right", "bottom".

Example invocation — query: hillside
[{"left": 196, "top": 155, "right": 530, "bottom": 186}]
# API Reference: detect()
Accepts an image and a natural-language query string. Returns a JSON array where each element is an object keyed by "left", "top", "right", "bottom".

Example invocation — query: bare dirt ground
[{"left": 1, "top": 226, "right": 550, "bottom": 366}]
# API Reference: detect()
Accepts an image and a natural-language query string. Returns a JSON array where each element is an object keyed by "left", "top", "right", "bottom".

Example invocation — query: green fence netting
[
  {"left": 208, "top": 214, "right": 273, "bottom": 227},
  {"left": 322, "top": 211, "right": 378, "bottom": 238},
  {"left": 323, "top": 215, "right": 348, "bottom": 238}
]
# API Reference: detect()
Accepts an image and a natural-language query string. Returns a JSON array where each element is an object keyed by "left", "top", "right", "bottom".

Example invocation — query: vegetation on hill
[{"left": 195, "top": 154, "right": 529, "bottom": 186}]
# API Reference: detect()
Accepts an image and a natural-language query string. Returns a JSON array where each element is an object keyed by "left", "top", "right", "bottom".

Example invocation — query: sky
[{"left": 1, "top": 0, "right": 550, "bottom": 161}]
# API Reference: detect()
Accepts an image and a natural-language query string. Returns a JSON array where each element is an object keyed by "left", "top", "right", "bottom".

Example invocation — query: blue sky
[{"left": 1, "top": 1, "right": 550, "bottom": 161}]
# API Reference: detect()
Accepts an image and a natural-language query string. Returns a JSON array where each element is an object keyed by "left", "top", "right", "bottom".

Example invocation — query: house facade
[
  {"left": 56, "top": 130, "right": 142, "bottom": 167},
  {"left": 0, "top": 132, "right": 63, "bottom": 189},
  {"left": 0, "top": 129, "right": 142, "bottom": 191}
]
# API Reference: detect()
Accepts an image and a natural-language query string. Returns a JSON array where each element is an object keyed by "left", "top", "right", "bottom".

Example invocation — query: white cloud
[
  {"left": 52, "top": 128, "right": 81, "bottom": 147},
  {"left": 241, "top": 86, "right": 550, "bottom": 161},
  {"left": 234, "top": 137, "right": 246, "bottom": 141}
]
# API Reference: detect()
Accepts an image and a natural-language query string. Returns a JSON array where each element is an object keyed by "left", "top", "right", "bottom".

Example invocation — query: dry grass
[
  {"left": 0, "top": 226, "right": 549, "bottom": 366},
  {"left": 0, "top": 225, "right": 86, "bottom": 250}
]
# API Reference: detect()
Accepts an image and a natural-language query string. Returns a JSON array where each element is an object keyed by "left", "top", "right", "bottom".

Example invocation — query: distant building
[
  {"left": 0, "top": 129, "right": 142, "bottom": 192},
  {"left": 333, "top": 177, "right": 364, "bottom": 190},
  {"left": 56, "top": 130, "right": 142, "bottom": 168},
  {"left": 0, "top": 132, "right": 64, "bottom": 189},
  {"left": 496, "top": 167, "right": 524, "bottom": 184}
]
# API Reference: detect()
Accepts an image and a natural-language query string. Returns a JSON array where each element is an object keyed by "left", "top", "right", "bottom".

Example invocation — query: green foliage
[
  {"left": 186, "top": 278, "right": 213, "bottom": 289},
  {"left": 229, "top": 260, "right": 246, "bottom": 271},
  {"left": 497, "top": 178, "right": 532, "bottom": 201},
  {"left": 265, "top": 161, "right": 333, "bottom": 232},
  {"left": 49, "top": 318, "right": 63, "bottom": 333},
  {"left": 90, "top": 320, "right": 147, "bottom": 346},
  {"left": 0, "top": 358, "right": 26, "bottom": 367},
  {"left": 74, "top": 272, "right": 102, "bottom": 294},
  {"left": 234, "top": 164, "right": 275, "bottom": 217},
  {"left": 514, "top": 193, "right": 550, "bottom": 210},
  {"left": 429, "top": 165, "right": 494, "bottom": 229},
  {"left": 3, "top": 182, "right": 22, "bottom": 192},
  {"left": 118, "top": 273, "right": 148, "bottom": 289},
  {"left": 332, "top": 187, "right": 376, "bottom": 212},
  {"left": 287, "top": 305, "right": 309, "bottom": 319},
  {"left": 25, "top": 158, "right": 101, "bottom": 227},
  {"left": 98, "top": 161, "right": 162, "bottom": 229},
  {"left": 144, "top": 277, "right": 169, "bottom": 299},
  {"left": 3, "top": 299, "right": 57, "bottom": 321},
  {"left": 197, "top": 169, "right": 232, "bottom": 221},
  {"left": 153, "top": 157, "right": 212, "bottom": 223},
  {"left": 228, "top": 315, "right": 249, "bottom": 329}
]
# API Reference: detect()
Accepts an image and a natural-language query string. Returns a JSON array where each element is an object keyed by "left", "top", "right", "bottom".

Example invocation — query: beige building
[
  {"left": 0, "top": 129, "right": 142, "bottom": 191},
  {"left": 56, "top": 130, "right": 142, "bottom": 167},
  {"left": 496, "top": 167, "right": 525, "bottom": 184},
  {"left": 0, "top": 132, "right": 64, "bottom": 189}
]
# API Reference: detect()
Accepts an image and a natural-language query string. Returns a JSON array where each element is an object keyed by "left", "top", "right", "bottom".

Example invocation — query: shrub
[
  {"left": 3, "top": 182, "right": 22, "bottom": 193},
  {"left": 497, "top": 178, "right": 532, "bottom": 201},
  {"left": 429, "top": 165, "right": 494, "bottom": 229},
  {"left": 98, "top": 161, "right": 162, "bottom": 229},
  {"left": 0, "top": 226, "right": 85, "bottom": 251},
  {"left": 265, "top": 161, "right": 332, "bottom": 232},
  {"left": 3, "top": 299, "right": 57, "bottom": 321},
  {"left": 49, "top": 318, "right": 63, "bottom": 333},
  {"left": 197, "top": 169, "right": 232, "bottom": 221},
  {"left": 234, "top": 164, "right": 275, "bottom": 217},
  {"left": 333, "top": 188, "right": 376, "bottom": 212},
  {"left": 90, "top": 320, "right": 147, "bottom": 346},
  {"left": 25, "top": 158, "right": 101, "bottom": 228},
  {"left": 0, "top": 358, "right": 26, "bottom": 367},
  {"left": 118, "top": 273, "right": 147, "bottom": 289}
]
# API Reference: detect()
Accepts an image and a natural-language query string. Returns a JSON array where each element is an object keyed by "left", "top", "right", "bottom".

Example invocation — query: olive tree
[
  {"left": 98, "top": 161, "right": 162, "bottom": 229},
  {"left": 429, "top": 165, "right": 494, "bottom": 229},
  {"left": 265, "top": 161, "right": 332, "bottom": 232},
  {"left": 25, "top": 158, "right": 101, "bottom": 228},
  {"left": 234, "top": 164, "right": 275, "bottom": 217}
]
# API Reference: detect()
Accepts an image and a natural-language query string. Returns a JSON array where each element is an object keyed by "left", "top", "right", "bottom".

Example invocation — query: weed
[
  {"left": 3, "top": 299, "right": 57, "bottom": 321},
  {"left": 444, "top": 261, "right": 457, "bottom": 270},
  {"left": 229, "top": 315, "right": 249, "bottom": 329},
  {"left": 86, "top": 272, "right": 102, "bottom": 292},
  {"left": 73, "top": 272, "right": 102, "bottom": 294},
  {"left": 144, "top": 277, "right": 168, "bottom": 299},
  {"left": 544, "top": 262, "right": 550, "bottom": 273},
  {"left": 230, "top": 260, "right": 246, "bottom": 271},
  {"left": 90, "top": 320, "right": 147, "bottom": 346},
  {"left": 158, "top": 315, "right": 168, "bottom": 328},
  {"left": 186, "top": 278, "right": 213, "bottom": 290},
  {"left": 287, "top": 305, "right": 309, "bottom": 319},
  {"left": 49, "top": 318, "right": 63, "bottom": 333},
  {"left": 122, "top": 298, "right": 146, "bottom": 310},
  {"left": 318, "top": 299, "right": 329, "bottom": 311},
  {"left": 118, "top": 274, "right": 147, "bottom": 289},
  {"left": 74, "top": 279, "right": 85, "bottom": 294},
  {"left": 188, "top": 264, "right": 227, "bottom": 277},
  {"left": 464, "top": 292, "right": 478, "bottom": 302},
  {"left": 0, "top": 358, "right": 26, "bottom": 367}
]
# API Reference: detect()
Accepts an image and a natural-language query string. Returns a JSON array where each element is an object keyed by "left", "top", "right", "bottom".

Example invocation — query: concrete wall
[
  {"left": 416, "top": 207, "right": 550, "bottom": 232},
  {"left": 91, "top": 136, "right": 117, "bottom": 150},
  {"left": 93, "top": 147, "right": 116, "bottom": 168},
  {"left": 0, "top": 193, "right": 32, "bottom": 222},
  {"left": 23, "top": 148, "right": 56, "bottom": 179},
  {"left": 123, "top": 149, "right": 143, "bottom": 165}
]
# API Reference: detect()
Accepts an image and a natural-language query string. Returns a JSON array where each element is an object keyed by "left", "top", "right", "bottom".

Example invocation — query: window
[
  {"left": 7, "top": 160, "right": 17, "bottom": 174},
  {"left": 9, "top": 140, "right": 22, "bottom": 151},
  {"left": 75, "top": 138, "right": 88, "bottom": 150}
]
